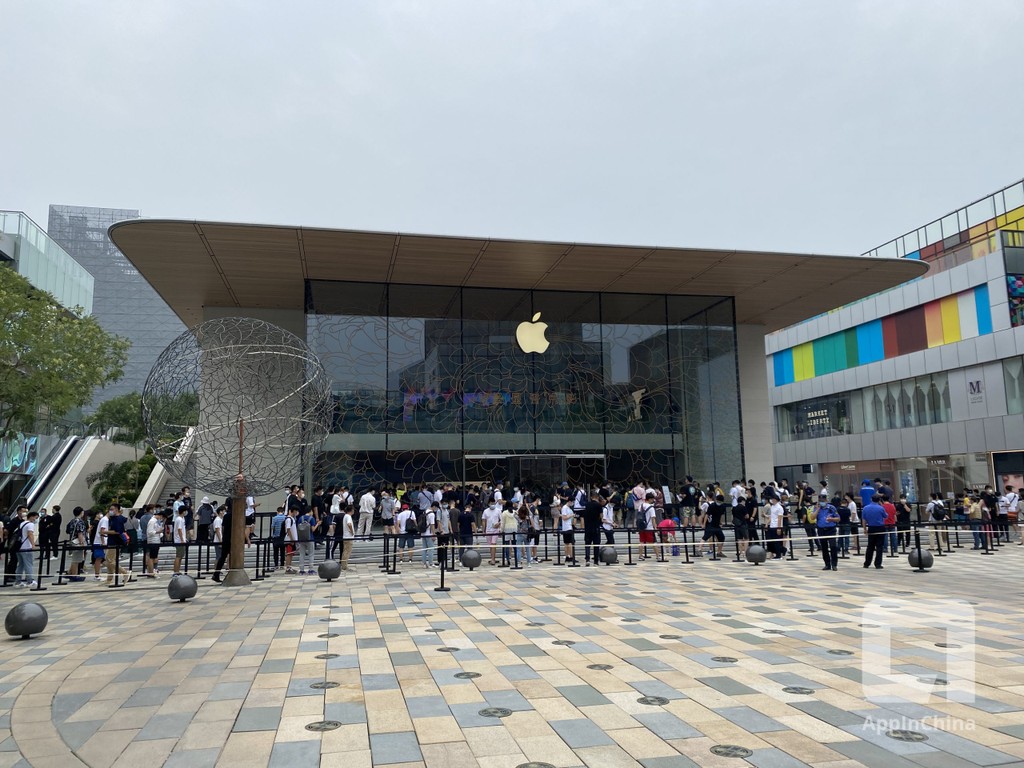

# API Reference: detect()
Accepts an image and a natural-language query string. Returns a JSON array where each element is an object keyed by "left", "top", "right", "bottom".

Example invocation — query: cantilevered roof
[{"left": 109, "top": 220, "right": 928, "bottom": 331}]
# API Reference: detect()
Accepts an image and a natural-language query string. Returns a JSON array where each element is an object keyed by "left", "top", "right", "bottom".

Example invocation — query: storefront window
[{"left": 777, "top": 371, "right": 952, "bottom": 442}]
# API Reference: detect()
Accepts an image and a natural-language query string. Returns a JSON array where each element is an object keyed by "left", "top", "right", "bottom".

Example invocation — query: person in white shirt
[
  {"left": 768, "top": 499, "right": 786, "bottom": 559},
  {"left": 14, "top": 511, "right": 38, "bottom": 587},
  {"left": 340, "top": 507, "right": 355, "bottom": 570},
  {"left": 1006, "top": 485, "right": 1022, "bottom": 544},
  {"left": 93, "top": 511, "right": 109, "bottom": 580},
  {"left": 511, "top": 487, "right": 523, "bottom": 505},
  {"left": 245, "top": 494, "right": 258, "bottom": 547},
  {"left": 729, "top": 480, "right": 743, "bottom": 508},
  {"left": 421, "top": 504, "right": 438, "bottom": 568},
  {"left": 560, "top": 493, "right": 577, "bottom": 565},
  {"left": 145, "top": 511, "right": 165, "bottom": 577},
  {"left": 173, "top": 509, "right": 188, "bottom": 575},
  {"left": 357, "top": 490, "right": 376, "bottom": 538},
  {"left": 601, "top": 499, "right": 615, "bottom": 545},
  {"left": 482, "top": 502, "right": 502, "bottom": 565},
  {"left": 638, "top": 492, "right": 657, "bottom": 559},
  {"left": 283, "top": 509, "right": 298, "bottom": 573},
  {"left": 396, "top": 505, "right": 415, "bottom": 563},
  {"left": 212, "top": 507, "right": 225, "bottom": 569}
]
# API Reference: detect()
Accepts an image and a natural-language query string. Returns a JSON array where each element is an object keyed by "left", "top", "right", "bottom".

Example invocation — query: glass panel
[
  {"left": 941, "top": 213, "right": 960, "bottom": 241},
  {"left": 966, "top": 196, "right": 996, "bottom": 227},
  {"left": 1004, "top": 357, "right": 1024, "bottom": 415}
]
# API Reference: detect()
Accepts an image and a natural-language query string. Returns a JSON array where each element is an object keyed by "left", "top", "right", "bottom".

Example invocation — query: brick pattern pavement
[{"left": 1, "top": 547, "right": 1023, "bottom": 767}]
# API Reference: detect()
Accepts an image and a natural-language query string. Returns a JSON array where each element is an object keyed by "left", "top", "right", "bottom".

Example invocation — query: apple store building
[{"left": 110, "top": 222, "right": 924, "bottom": 490}]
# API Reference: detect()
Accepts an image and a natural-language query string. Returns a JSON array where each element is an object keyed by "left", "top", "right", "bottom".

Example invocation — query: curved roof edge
[{"left": 109, "top": 218, "right": 928, "bottom": 331}]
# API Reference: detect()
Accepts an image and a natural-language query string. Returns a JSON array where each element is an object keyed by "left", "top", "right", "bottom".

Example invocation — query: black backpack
[{"left": 7, "top": 521, "right": 26, "bottom": 552}]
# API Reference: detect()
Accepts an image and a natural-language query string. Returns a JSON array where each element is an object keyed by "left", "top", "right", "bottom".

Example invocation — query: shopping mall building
[
  {"left": 109, "top": 221, "right": 922, "bottom": 492},
  {"left": 769, "top": 178, "right": 1024, "bottom": 500}
]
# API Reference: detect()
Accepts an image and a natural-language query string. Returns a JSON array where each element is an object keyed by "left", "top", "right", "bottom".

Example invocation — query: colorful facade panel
[{"left": 773, "top": 285, "right": 993, "bottom": 385}]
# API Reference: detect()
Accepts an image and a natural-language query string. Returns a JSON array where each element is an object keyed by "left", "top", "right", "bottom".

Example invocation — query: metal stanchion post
[
  {"left": 381, "top": 533, "right": 389, "bottom": 571},
  {"left": 109, "top": 543, "right": 124, "bottom": 588},
  {"left": 434, "top": 547, "right": 450, "bottom": 592},
  {"left": 913, "top": 529, "right": 927, "bottom": 573},
  {"left": 55, "top": 541, "right": 69, "bottom": 585},
  {"left": 540, "top": 527, "right": 551, "bottom": 562},
  {"left": 785, "top": 524, "right": 796, "bottom": 561},
  {"left": 511, "top": 538, "right": 521, "bottom": 570},
  {"left": 253, "top": 540, "right": 264, "bottom": 581},
  {"left": 32, "top": 548, "right": 47, "bottom": 591},
  {"left": 625, "top": 529, "right": 635, "bottom": 566},
  {"left": 952, "top": 519, "right": 962, "bottom": 549}
]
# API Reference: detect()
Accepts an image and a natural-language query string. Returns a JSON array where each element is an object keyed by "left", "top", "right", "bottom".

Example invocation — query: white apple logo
[{"left": 516, "top": 312, "right": 550, "bottom": 354}]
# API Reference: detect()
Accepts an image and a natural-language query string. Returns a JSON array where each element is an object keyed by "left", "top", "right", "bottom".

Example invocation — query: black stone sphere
[
  {"left": 745, "top": 544, "right": 768, "bottom": 565},
  {"left": 318, "top": 560, "right": 342, "bottom": 581},
  {"left": 460, "top": 549, "right": 482, "bottom": 570},
  {"left": 5, "top": 602, "right": 48, "bottom": 639},
  {"left": 168, "top": 574, "right": 198, "bottom": 602},
  {"left": 909, "top": 548, "right": 934, "bottom": 570},
  {"left": 600, "top": 547, "right": 618, "bottom": 564}
]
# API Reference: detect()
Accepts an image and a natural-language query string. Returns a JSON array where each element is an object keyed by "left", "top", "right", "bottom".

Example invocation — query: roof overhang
[{"left": 109, "top": 220, "right": 928, "bottom": 331}]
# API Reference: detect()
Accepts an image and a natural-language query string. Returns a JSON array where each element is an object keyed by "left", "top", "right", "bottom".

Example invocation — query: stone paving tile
[{"left": 1, "top": 544, "right": 1023, "bottom": 767}]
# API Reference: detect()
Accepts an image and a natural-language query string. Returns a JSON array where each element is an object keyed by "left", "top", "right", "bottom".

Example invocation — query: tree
[
  {"left": 86, "top": 452, "right": 158, "bottom": 508},
  {"left": 90, "top": 392, "right": 145, "bottom": 443},
  {"left": 89, "top": 392, "right": 147, "bottom": 493},
  {"left": 0, "top": 268, "right": 129, "bottom": 436}
]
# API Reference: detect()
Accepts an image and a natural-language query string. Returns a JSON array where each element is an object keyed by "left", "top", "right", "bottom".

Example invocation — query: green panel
[
  {"left": 812, "top": 335, "right": 836, "bottom": 376},
  {"left": 833, "top": 332, "right": 848, "bottom": 371},
  {"left": 844, "top": 328, "right": 859, "bottom": 369}
]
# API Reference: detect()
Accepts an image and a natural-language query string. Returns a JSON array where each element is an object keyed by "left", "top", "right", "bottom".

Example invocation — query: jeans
[
  {"left": 297, "top": 541, "right": 314, "bottom": 571},
  {"left": 515, "top": 533, "right": 528, "bottom": 565},
  {"left": 838, "top": 523, "right": 850, "bottom": 554},
  {"left": 887, "top": 527, "right": 899, "bottom": 553},
  {"left": 970, "top": 521, "right": 987, "bottom": 548},
  {"left": 421, "top": 535, "right": 436, "bottom": 565},
  {"left": 584, "top": 526, "right": 601, "bottom": 563},
  {"left": 818, "top": 527, "right": 838, "bottom": 569},
  {"left": 16, "top": 551, "right": 33, "bottom": 581}
]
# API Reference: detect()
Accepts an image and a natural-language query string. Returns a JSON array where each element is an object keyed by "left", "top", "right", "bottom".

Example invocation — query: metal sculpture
[{"left": 143, "top": 318, "right": 333, "bottom": 585}]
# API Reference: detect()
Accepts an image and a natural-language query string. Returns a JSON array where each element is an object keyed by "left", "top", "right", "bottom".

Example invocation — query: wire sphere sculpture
[{"left": 142, "top": 317, "right": 334, "bottom": 497}]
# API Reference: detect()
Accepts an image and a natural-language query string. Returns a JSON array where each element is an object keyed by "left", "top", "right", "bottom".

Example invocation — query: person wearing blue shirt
[
  {"left": 270, "top": 507, "right": 287, "bottom": 571},
  {"left": 859, "top": 480, "right": 875, "bottom": 509},
  {"left": 815, "top": 499, "right": 840, "bottom": 571},
  {"left": 861, "top": 495, "right": 888, "bottom": 569}
]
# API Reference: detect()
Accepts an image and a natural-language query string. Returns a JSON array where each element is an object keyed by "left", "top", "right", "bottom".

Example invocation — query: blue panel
[
  {"left": 856, "top": 319, "right": 884, "bottom": 364},
  {"left": 906, "top": 251, "right": 921, "bottom": 260},
  {"left": 773, "top": 353, "right": 785, "bottom": 386},
  {"left": 975, "top": 284, "right": 992, "bottom": 335}
]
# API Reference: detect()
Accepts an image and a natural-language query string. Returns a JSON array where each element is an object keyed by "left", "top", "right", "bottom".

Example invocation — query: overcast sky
[{"left": 6, "top": 0, "right": 1023, "bottom": 255}]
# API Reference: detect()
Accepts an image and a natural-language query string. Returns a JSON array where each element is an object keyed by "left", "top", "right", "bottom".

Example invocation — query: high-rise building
[{"left": 48, "top": 205, "right": 185, "bottom": 408}]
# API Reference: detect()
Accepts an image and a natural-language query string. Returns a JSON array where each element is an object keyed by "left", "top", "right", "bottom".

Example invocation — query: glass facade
[
  {"left": 0, "top": 211, "right": 93, "bottom": 313},
  {"left": 776, "top": 371, "right": 951, "bottom": 442},
  {"left": 47, "top": 205, "right": 186, "bottom": 408},
  {"left": 308, "top": 281, "right": 742, "bottom": 489}
]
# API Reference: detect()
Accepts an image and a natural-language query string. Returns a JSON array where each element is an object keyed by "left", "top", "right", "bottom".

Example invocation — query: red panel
[
  {"left": 894, "top": 306, "right": 928, "bottom": 355},
  {"left": 882, "top": 315, "right": 899, "bottom": 358},
  {"left": 921, "top": 243, "right": 938, "bottom": 260}
]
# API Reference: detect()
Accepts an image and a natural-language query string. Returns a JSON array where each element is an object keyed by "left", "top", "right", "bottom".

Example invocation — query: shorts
[
  {"left": 399, "top": 534, "right": 416, "bottom": 549},
  {"left": 381, "top": 517, "right": 394, "bottom": 527},
  {"left": 175, "top": 545, "right": 187, "bottom": 558},
  {"left": 147, "top": 544, "right": 161, "bottom": 560},
  {"left": 285, "top": 544, "right": 295, "bottom": 555},
  {"left": 702, "top": 528, "right": 724, "bottom": 542},
  {"left": 528, "top": 531, "right": 540, "bottom": 545},
  {"left": 92, "top": 547, "right": 105, "bottom": 561},
  {"left": 245, "top": 513, "right": 255, "bottom": 527},
  {"left": 486, "top": 534, "right": 499, "bottom": 546},
  {"left": 850, "top": 523, "right": 860, "bottom": 534},
  {"left": 734, "top": 524, "right": 749, "bottom": 540},
  {"left": 562, "top": 531, "right": 575, "bottom": 545},
  {"left": 639, "top": 530, "right": 655, "bottom": 544},
  {"left": 70, "top": 548, "right": 85, "bottom": 564}
]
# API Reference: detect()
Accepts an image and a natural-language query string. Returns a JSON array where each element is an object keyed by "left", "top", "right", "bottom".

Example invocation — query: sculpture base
[{"left": 222, "top": 569, "right": 252, "bottom": 587}]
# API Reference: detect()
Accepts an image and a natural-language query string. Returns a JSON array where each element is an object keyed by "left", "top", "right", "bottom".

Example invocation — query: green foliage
[
  {"left": 0, "top": 268, "right": 129, "bottom": 436},
  {"left": 89, "top": 392, "right": 145, "bottom": 444},
  {"left": 86, "top": 450, "right": 158, "bottom": 507}
]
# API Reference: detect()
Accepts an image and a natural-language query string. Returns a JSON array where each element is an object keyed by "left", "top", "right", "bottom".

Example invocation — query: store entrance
[{"left": 462, "top": 453, "right": 607, "bottom": 496}]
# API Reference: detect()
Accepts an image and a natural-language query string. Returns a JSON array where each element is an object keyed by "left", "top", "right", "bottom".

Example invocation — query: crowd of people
[{"left": 2, "top": 476, "right": 1020, "bottom": 586}]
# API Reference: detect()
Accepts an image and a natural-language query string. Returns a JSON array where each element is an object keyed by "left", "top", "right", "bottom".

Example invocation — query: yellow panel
[
  {"left": 793, "top": 342, "right": 815, "bottom": 381},
  {"left": 940, "top": 295, "right": 961, "bottom": 343},
  {"left": 997, "top": 205, "right": 1024, "bottom": 227},
  {"left": 968, "top": 222, "right": 994, "bottom": 240},
  {"left": 971, "top": 233, "right": 997, "bottom": 259}
]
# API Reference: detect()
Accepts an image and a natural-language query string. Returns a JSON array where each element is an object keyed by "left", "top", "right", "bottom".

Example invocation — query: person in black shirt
[
  {"left": 702, "top": 495, "right": 727, "bottom": 557},
  {"left": 732, "top": 494, "right": 750, "bottom": 557},
  {"left": 456, "top": 506, "right": 476, "bottom": 547},
  {"left": 583, "top": 492, "right": 603, "bottom": 565},
  {"left": 212, "top": 506, "right": 232, "bottom": 583},
  {"left": 895, "top": 494, "right": 913, "bottom": 548}
]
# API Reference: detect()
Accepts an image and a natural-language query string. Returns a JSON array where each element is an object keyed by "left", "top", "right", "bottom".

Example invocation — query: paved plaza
[{"left": 1, "top": 548, "right": 1023, "bottom": 768}]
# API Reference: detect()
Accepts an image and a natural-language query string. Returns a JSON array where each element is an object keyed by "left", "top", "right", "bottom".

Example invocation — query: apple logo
[{"left": 516, "top": 312, "right": 550, "bottom": 354}]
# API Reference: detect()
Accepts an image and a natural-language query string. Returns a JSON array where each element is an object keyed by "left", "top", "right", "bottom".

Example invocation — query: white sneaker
[{"left": 28, "top": 581, "right": 37, "bottom": 589}]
